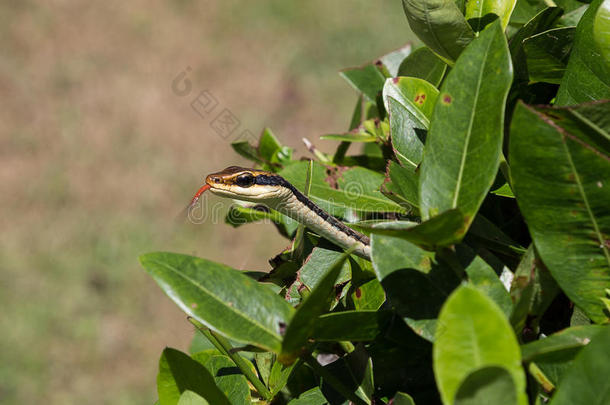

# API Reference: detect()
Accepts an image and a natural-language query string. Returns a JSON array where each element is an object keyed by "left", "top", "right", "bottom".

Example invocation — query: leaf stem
[
  {"left": 304, "top": 354, "right": 369, "bottom": 405},
  {"left": 188, "top": 318, "right": 273, "bottom": 401}
]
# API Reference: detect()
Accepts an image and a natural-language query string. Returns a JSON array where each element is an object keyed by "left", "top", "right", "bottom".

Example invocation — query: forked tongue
[{"left": 188, "top": 184, "right": 211, "bottom": 208}]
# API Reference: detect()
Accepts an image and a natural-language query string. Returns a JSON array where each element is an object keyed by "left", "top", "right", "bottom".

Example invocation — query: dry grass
[{"left": 0, "top": 1, "right": 415, "bottom": 403}]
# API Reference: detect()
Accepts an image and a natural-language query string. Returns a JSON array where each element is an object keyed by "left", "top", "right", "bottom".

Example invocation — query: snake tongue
[{"left": 189, "top": 184, "right": 211, "bottom": 208}]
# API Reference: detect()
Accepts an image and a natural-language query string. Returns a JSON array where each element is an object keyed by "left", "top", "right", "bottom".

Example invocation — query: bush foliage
[{"left": 140, "top": 0, "right": 610, "bottom": 404}]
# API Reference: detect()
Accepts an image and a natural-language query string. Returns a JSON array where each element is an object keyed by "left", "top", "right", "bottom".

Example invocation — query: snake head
[{"left": 204, "top": 166, "right": 288, "bottom": 203}]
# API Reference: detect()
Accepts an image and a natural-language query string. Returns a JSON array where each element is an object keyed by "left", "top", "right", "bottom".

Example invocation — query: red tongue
[{"left": 189, "top": 184, "right": 211, "bottom": 207}]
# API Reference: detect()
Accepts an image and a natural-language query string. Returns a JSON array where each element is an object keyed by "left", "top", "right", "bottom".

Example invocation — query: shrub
[{"left": 140, "top": 0, "right": 610, "bottom": 404}]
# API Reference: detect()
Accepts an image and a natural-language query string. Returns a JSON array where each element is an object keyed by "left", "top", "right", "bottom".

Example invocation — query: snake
[{"left": 189, "top": 166, "right": 371, "bottom": 260}]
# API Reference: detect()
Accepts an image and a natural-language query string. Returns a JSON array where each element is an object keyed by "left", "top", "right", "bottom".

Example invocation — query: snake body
[{"left": 197, "top": 166, "right": 371, "bottom": 260}]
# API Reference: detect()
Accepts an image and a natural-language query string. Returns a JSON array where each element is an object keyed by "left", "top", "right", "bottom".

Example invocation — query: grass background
[{"left": 0, "top": 1, "right": 416, "bottom": 403}]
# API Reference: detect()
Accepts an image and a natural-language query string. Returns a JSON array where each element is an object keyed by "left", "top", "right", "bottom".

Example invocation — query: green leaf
[
  {"left": 387, "top": 97, "right": 426, "bottom": 169},
  {"left": 378, "top": 44, "right": 413, "bottom": 77},
  {"left": 231, "top": 141, "right": 263, "bottom": 165},
  {"left": 521, "top": 325, "right": 605, "bottom": 362},
  {"left": 524, "top": 27, "right": 575, "bottom": 84},
  {"left": 312, "top": 310, "right": 392, "bottom": 342},
  {"left": 225, "top": 205, "right": 298, "bottom": 237},
  {"left": 383, "top": 77, "right": 439, "bottom": 168},
  {"left": 464, "top": 0, "right": 517, "bottom": 31},
  {"left": 419, "top": 20, "right": 513, "bottom": 229},
  {"left": 320, "top": 132, "right": 378, "bottom": 143},
  {"left": 402, "top": 0, "right": 476, "bottom": 64},
  {"left": 140, "top": 253, "right": 294, "bottom": 353},
  {"left": 177, "top": 391, "right": 209, "bottom": 405},
  {"left": 340, "top": 64, "right": 387, "bottom": 102},
  {"left": 556, "top": 0, "right": 610, "bottom": 105},
  {"left": 383, "top": 77, "right": 439, "bottom": 122},
  {"left": 287, "top": 387, "right": 327, "bottom": 405},
  {"left": 454, "top": 366, "right": 518, "bottom": 405},
  {"left": 391, "top": 392, "right": 416, "bottom": 405},
  {"left": 199, "top": 355, "right": 251, "bottom": 405},
  {"left": 268, "top": 360, "right": 297, "bottom": 395},
  {"left": 557, "top": 4, "right": 589, "bottom": 27},
  {"left": 157, "top": 348, "right": 230, "bottom": 405},
  {"left": 351, "top": 278, "right": 386, "bottom": 311},
  {"left": 381, "top": 161, "right": 419, "bottom": 209},
  {"left": 549, "top": 325, "right": 610, "bottom": 405},
  {"left": 433, "top": 285, "right": 527, "bottom": 405},
  {"left": 397, "top": 46, "right": 447, "bottom": 87},
  {"left": 258, "top": 128, "right": 282, "bottom": 162},
  {"left": 490, "top": 182, "right": 515, "bottom": 198},
  {"left": 509, "top": 245, "right": 560, "bottom": 335},
  {"left": 372, "top": 234, "right": 459, "bottom": 341},
  {"left": 320, "top": 345, "right": 374, "bottom": 404},
  {"left": 371, "top": 232, "right": 434, "bottom": 281},
  {"left": 367, "top": 209, "right": 468, "bottom": 250},
  {"left": 464, "top": 255, "right": 513, "bottom": 317},
  {"left": 509, "top": 7, "right": 564, "bottom": 86},
  {"left": 280, "top": 253, "right": 350, "bottom": 364},
  {"left": 279, "top": 161, "right": 404, "bottom": 217},
  {"left": 509, "top": 102, "right": 610, "bottom": 323},
  {"left": 300, "top": 247, "right": 352, "bottom": 290}
]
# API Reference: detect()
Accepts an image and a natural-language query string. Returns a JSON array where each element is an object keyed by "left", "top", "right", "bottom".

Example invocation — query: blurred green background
[{"left": 0, "top": 1, "right": 416, "bottom": 403}]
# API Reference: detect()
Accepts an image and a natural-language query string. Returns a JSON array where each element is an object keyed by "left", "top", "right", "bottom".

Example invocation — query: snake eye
[{"left": 235, "top": 173, "right": 255, "bottom": 188}]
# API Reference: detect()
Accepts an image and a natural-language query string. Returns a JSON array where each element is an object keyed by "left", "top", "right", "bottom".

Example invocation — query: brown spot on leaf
[
  {"left": 324, "top": 166, "right": 348, "bottom": 189},
  {"left": 392, "top": 77, "right": 400, "bottom": 84},
  {"left": 442, "top": 94, "right": 452, "bottom": 104},
  {"left": 414, "top": 92, "right": 426, "bottom": 105},
  {"left": 355, "top": 288, "right": 362, "bottom": 298}
]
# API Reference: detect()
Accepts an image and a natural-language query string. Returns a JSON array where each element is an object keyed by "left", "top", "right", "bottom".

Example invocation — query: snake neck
[{"left": 268, "top": 185, "right": 371, "bottom": 260}]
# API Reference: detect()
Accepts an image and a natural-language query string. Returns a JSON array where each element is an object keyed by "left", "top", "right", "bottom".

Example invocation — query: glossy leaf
[
  {"left": 387, "top": 97, "right": 426, "bottom": 170},
  {"left": 521, "top": 325, "right": 605, "bottom": 362},
  {"left": 378, "top": 44, "right": 413, "bottom": 77},
  {"left": 556, "top": 0, "right": 610, "bottom": 105},
  {"left": 397, "top": 46, "right": 447, "bottom": 87},
  {"left": 509, "top": 245, "right": 559, "bottom": 334},
  {"left": 549, "top": 325, "right": 610, "bottom": 404},
  {"left": 225, "top": 205, "right": 298, "bottom": 237},
  {"left": 419, "top": 20, "right": 512, "bottom": 228},
  {"left": 383, "top": 77, "right": 439, "bottom": 122},
  {"left": 312, "top": 310, "right": 392, "bottom": 342},
  {"left": 340, "top": 64, "right": 387, "bottom": 102},
  {"left": 157, "top": 348, "right": 230, "bottom": 405},
  {"left": 367, "top": 209, "right": 467, "bottom": 250},
  {"left": 454, "top": 366, "right": 517, "bottom": 405},
  {"left": 509, "top": 102, "right": 610, "bottom": 323},
  {"left": 177, "top": 391, "right": 209, "bottom": 405},
  {"left": 351, "top": 277, "right": 386, "bottom": 311},
  {"left": 198, "top": 355, "right": 251, "bottom": 405},
  {"left": 434, "top": 286, "right": 527, "bottom": 405},
  {"left": 300, "top": 247, "right": 351, "bottom": 290},
  {"left": 321, "top": 345, "right": 374, "bottom": 404},
  {"left": 509, "top": 7, "right": 564, "bottom": 86},
  {"left": 464, "top": 0, "right": 517, "bottom": 31},
  {"left": 280, "top": 253, "right": 349, "bottom": 364},
  {"left": 464, "top": 255, "right": 513, "bottom": 317},
  {"left": 320, "top": 132, "right": 377, "bottom": 143},
  {"left": 140, "top": 253, "right": 294, "bottom": 353},
  {"left": 372, "top": 234, "right": 459, "bottom": 341},
  {"left": 279, "top": 161, "right": 405, "bottom": 217},
  {"left": 401, "top": 0, "right": 475, "bottom": 64},
  {"left": 381, "top": 160, "right": 419, "bottom": 209},
  {"left": 524, "top": 27, "right": 575, "bottom": 84},
  {"left": 268, "top": 360, "right": 297, "bottom": 395},
  {"left": 287, "top": 387, "right": 327, "bottom": 405},
  {"left": 391, "top": 392, "right": 416, "bottom": 405},
  {"left": 384, "top": 76, "right": 439, "bottom": 169}
]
